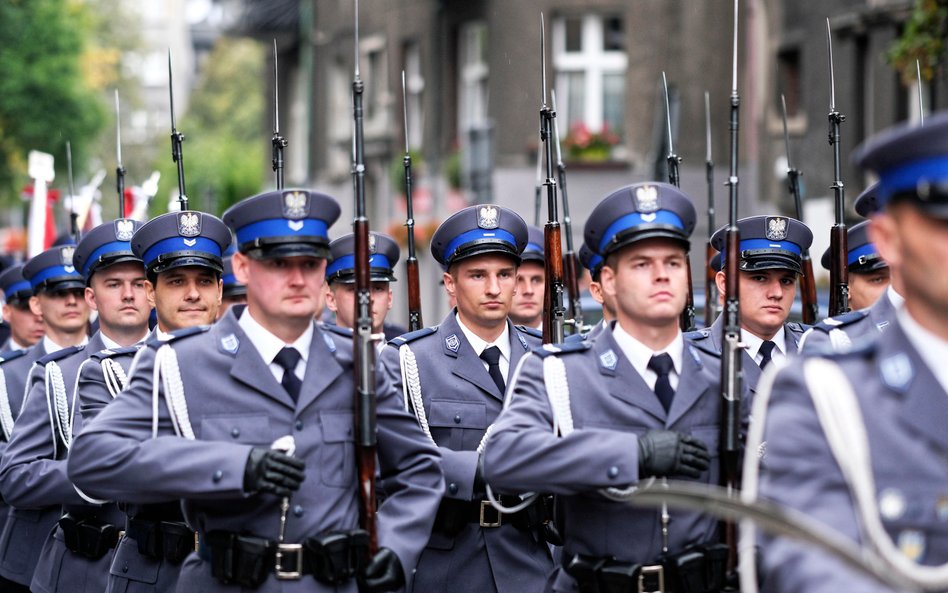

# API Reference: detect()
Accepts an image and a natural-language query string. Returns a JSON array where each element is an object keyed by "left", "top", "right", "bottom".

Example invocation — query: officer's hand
[
  {"left": 242, "top": 448, "right": 306, "bottom": 497},
  {"left": 360, "top": 547, "right": 405, "bottom": 593},
  {"left": 637, "top": 430, "right": 710, "bottom": 479}
]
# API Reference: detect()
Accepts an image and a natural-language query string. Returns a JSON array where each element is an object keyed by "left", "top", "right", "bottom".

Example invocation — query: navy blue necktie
[
  {"left": 480, "top": 346, "right": 506, "bottom": 394},
  {"left": 274, "top": 347, "right": 303, "bottom": 402},
  {"left": 648, "top": 353, "right": 675, "bottom": 412},
  {"left": 759, "top": 340, "right": 777, "bottom": 370}
]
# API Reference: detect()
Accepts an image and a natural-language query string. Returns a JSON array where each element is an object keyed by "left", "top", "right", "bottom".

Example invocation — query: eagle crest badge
[
  {"left": 178, "top": 212, "right": 201, "bottom": 237},
  {"left": 60, "top": 246, "right": 76, "bottom": 269},
  {"left": 114, "top": 219, "right": 135, "bottom": 241},
  {"left": 282, "top": 191, "right": 309, "bottom": 220},
  {"left": 766, "top": 217, "right": 788, "bottom": 241},
  {"left": 634, "top": 185, "right": 659, "bottom": 213},
  {"left": 368, "top": 233, "right": 377, "bottom": 254},
  {"left": 477, "top": 205, "right": 499, "bottom": 229}
]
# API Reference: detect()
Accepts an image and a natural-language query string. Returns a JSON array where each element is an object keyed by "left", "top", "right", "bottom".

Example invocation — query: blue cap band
[
  {"left": 143, "top": 236, "right": 223, "bottom": 268},
  {"left": 4, "top": 280, "right": 31, "bottom": 299},
  {"left": 877, "top": 155, "right": 948, "bottom": 202},
  {"left": 29, "top": 266, "right": 82, "bottom": 290},
  {"left": 222, "top": 273, "right": 239, "bottom": 287},
  {"left": 740, "top": 238, "right": 802, "bottom": 256},
  {"left": 82, "top": 240, "right": 136, "bottom": 277},
  {"left": 326, "top": 254, "right": 393, "bottom": 277},
  {"left": 599, "top": 210, "right": 684, "bottom": 253},
  {"left": 524, "top": 241, "right": 543, "bottom": 254},
  {"left": 848, "top": 242, "right": 880, "bottom": 266},
  {"left": 444, "top": 228, "right": 517, "bottom": 263},
  {"left": 235, "top": 218, "right": 329, "bottom": 246}
]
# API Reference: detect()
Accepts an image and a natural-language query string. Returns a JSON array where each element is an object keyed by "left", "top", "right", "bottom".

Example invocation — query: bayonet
[
  {"left": 66, "top": 141, "right": 79, "bottom": 243},
  {"left": 168, "top": 50, "right": 188, "bottom": 211},
  {"left": 551, "top": 90, "right": 583, "bottom": 332},
  {"left": 662, "top": 72, "right": 681, "bottom": 187},
  {"left": 272, "top": 39, "right": 287, "bottom": 190},
  {"left": 825, "top": 18, "right": 849, "bottom": 316},
  {"left": 704, "top": 91, "right": 718, "bottom": 327},
  {"left": 402, "top": 70, "right": 423, "bottom": 331},
  {"left": 115, "top": 90, "right": 126, "bottom": 218},
  {"left": 916, "top": 59, "right": 925, "bottom": 124}
]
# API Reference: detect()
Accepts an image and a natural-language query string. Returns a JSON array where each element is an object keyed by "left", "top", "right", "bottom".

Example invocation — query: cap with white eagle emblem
[
  {"left": 72, "top": 218, "right": 145, "bottom": 281},
  {"left": 131, "top": 211, "right": 231, "bottom": 277}
]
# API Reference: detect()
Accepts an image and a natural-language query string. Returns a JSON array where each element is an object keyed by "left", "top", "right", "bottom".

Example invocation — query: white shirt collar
[
  {"left": 887, "top": 285, "right": 905, "bottom": 309},
  {"left": 611, "top": 322, "right": 683, "bottom": 390},
  {"left": 100, "top": 330, "right": 149, "bottom": 351},
  {"left": 897, "top": 307, "right": 948, "bottom": 395},
  {"left": 8, "top": 338, "right": 25, "bottom": 351},
  {"left": 455, "top": 313, "right": 511, "bottom": 363},
  {"left": 43, "top": 334, "right": 88, "bottom": 354},
  {"left": 238, "top": 308, "right": 313, "bottom": 366},
  {"left": 742, "top": 326, "right": 787, "bottom": 364}
]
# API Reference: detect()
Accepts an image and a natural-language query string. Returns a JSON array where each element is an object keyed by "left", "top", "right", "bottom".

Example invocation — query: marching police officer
[
  {"left": 0, "top": 265, "right": 45, "bottom": 352},
  {"left": 823, "top": 220, "right": 891, "bottom": 312},
  {"left": 0, "top": 218, "right": 150, "bottom": 593},
  {"left": 753, "top": 110, "right": 948, "bottom": 593},
  {"left": 0, "top": 245, "right": 90, "bottom": 592},
  {"left": 686, "top": 215, "right": 811, "bottom": 391},
  {"left": 483, "top": 182, "right": 737, "bottom": 593},
  {"left": 509, "top": 225, "right": 545, "bottom": 330},
  {"left": 68, "top": 189, "right": 443, "bottom": 593},
  {"left": 220, "top": 243, "right": 248, "bottom": 319},
  {"left": 578, "top": 242, "right": 615, "bottom": 338},
  {"left": 378, "top": 204, "right": 552, "bottom": 593}
]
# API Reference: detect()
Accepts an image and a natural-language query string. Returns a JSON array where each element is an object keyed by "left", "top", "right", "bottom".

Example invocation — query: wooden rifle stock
[
  {"left": 563, "top": 251, "right": 580, "bottom": 328},
  {"left": 828, "top": 223, "right": 849, "bottom": 317},
  {"left": 543, "top": 223, "right": 565, "bottom": 345},
  {"left": 406, "top": 258, "right": 422, "bottom": 332},
  {"left": 799, "top": 256, "right": 818, "bottom": 324}
]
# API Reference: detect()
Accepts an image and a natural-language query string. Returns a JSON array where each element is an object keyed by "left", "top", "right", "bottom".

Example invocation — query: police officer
[
  {"left": 509, "top": 225, "right": 545, "bottom": 330},
  {"left": 753, "top": 110, "right": 948, "bottom": 593},
  {"left": 68, "top": 189, "right": 443, "bottom": 593},
  {"left": 324, "top": 231, "right": 403, "bottom": 340},
  {"left": 0, "top": 245, "right": 90, "bottom": 591},
  {"left": 578, "top": 242, "right": 615, "bottom": 338},
  {"left": 220, "top": 243, "right": 248, "bottom": 319},
  {"left": 0, "top": 218, "right": 149, "bottom": 593},
  {"left": 378, "top": 204, "right": 552, "bottom": 593},
  {"left": 0, "top": 265, "right": 45, "bottom": 352},
  {"left": 821, "top": 220, "right": 890, "bottom": 311},
  {"left": 484, "top": 182, "right": 736, "bottom": 593},
  {"left": 686, "top": 215, "right": 811, "bottom": 391},
  {"left": 74, "top": 210, "right": 230, "bottom": 593}
]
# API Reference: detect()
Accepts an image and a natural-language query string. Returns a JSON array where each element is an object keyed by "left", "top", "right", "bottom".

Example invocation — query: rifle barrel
[{"left": 402, "top": 70, "right": 423, "bottom": 331}]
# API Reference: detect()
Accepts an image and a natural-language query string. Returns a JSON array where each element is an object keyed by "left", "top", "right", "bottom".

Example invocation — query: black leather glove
[
  {"left": 360, "top": 547, "right": 404, "bottom": 593},
  {"left": 637, "top": 430, "right": 710, "bottom": 479},
  {"left": 242, "top": 448, "right": 306, "bottom": 497}
]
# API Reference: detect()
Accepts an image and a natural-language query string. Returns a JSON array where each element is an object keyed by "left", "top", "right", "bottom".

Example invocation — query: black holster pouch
[
  {"left": 565, "top": 553, "right": 606, "bottom": 593},
  {"left": 59, "top": 513, "right": 118, "bottom": 560},
  {"left": 160, "top": 521, "right": 194, "bottom": 564},
  {"left": 205, "top": 531, "right": 272, "bottom": 588},
  {"left": 306, "top": 530, "right": 369, "bottom": 586},
  {"left": 598, "top": 559, "right": 641, "bottom": 593},
  {"left": 59, "top": 514, "right": 81, "bottom": 553},
  {"left": 700, "top": 543, "right": 730, "bottom": 592},
  {"left": 662, "top": 547, "right": 706, "bottom": 593}
]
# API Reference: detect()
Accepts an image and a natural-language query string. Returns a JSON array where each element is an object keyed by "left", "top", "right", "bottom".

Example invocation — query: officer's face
[
  {"left": 849, "top": 268, "right": 890, "bottom": 310},
  {"left": 86, "top": 262, "right": 150, "bottom": 339},
  {"left": 510, "top": 261, "right": 544, "bottom": 327},
  {"left": 326, "top": 281, "right": 392, "bottom": 333},
  {"left": 233, "top": 253, "right": 326, "bottom": 330},
  {"left": 444, "top": 254, "right": 517, "bottom": 334},
  {"left": 146, "top": 266, "right": 222, "bottom": 332},
  {"left": 3, "top": 301, "right": 44, "bottom": 347},
  {"left": 716, "top": 269, "right": 797, "bottom": 340},
  {"left": 30, "top": 287, "right": 90, "bottom": 336},
  {"left": 601, "top": 238, "right": 687, "bottom": 331}
]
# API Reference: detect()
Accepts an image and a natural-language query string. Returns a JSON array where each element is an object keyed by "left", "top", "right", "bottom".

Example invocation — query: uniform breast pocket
[
  {"left": 320, "top": 411, "right": 355, "bottom": 488},
  {"left": 199, "top": 414, "right": 271, "bottom": 444},
  {"left": 427, "top": 399, "right": 489, "bottom": 450}
]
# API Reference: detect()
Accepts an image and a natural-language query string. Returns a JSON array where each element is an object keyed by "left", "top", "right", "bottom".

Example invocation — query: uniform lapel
[
  {"left": 666, "top": 344, "right": 713, "bottom": 426},
  {"left": 296, "top": 324, "right": 344, "bottom": 412},
  {"left": 220, "top": 311, "right": 293, "bottom": 408},
  {"left": 506, "top": 320, "right": 530, "bottom": 383},
  {"left": 597, "top": 328, "right": 667, "bottom": 422},
  {"left": 442, "top": 314, "right": 503, "bottom": 401},
  {"left": 742, "top": 348, "right": 762, "bottom": 392},
  {"left": 885, "top": 322, "right": 948, "bottom": 452}
]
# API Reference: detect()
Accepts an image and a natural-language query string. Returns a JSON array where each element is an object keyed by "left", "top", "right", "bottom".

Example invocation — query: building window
[
  {"left": 553, "top": 14, "right": 627, "bottom": 140},
  {"left": 777, "top": 47, "right": 802, "bottom": 117},
  {"left": 361, "top": 35, "right": 389, "bottom": 135},
  {"left": 403, "top": 41, "right": 424, "bottom": 150},
  {"left": 458, "top": 21, "right": 489, "bottom": 133}
]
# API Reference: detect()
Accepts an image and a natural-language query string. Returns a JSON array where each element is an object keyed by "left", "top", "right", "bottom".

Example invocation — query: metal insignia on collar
[
  {"left": 634, "top": 185, "right": 659, "bottom": 213},
  {"left": 876, "top": 320, "right": 890, "bottom": 332},
  {"left": 897, "top": 530, "right": 925, "bottom": 562},
  {"left": 517, "top": 332, "right": 528, "bottom": 350},
  {"left": 688, "top": 345, "right": 702, "bottom": 368},
  {"left": 60, "top": 246, "right": 76, "bottom": 268},
  {"left": 766, "top": 217, "right": 789, "bottom": 241},
  {"left": 178, "top": 212, "right": 201, "bottom": 237},
  {"left": 599, "top": 349, "right": 618, "bottom": 371},
  {"left": 322, "top": 330, "right": 336, "bottom": 353},
  {"left": 477, "top": 205, "right": 499, "bottom": 229},
  {"left": 220, "top": 334, "right": 239, "bottom": 354},
  {"left": 445, "top": 334, "right": 460, "bottom": 353},
  {"left": 114, "top": 219, "right": 135, "bottom": 241},
  {"left": 880, "top": 353, "right": 913, "bottom": 390},
  {"left": 283, "top": 191, "right": 309, "bottom": 220}
]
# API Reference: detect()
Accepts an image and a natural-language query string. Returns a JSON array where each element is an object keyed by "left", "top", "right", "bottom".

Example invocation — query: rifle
[
  {"left": 115, "top": 90, "right": 127, "bottom": 219},
  {"left": 781, "top": 94, "right": 818, "bottom": 324},
  {"left": 65, "top": 141, "right": 80, "bottom": 243},
  {"left": 550, "top": 90, "right": 582, "bottom": 333},
  {"left": 401, "top": 70, "right": 423, "bottom": 331},
  {"left": 533, "top": 141, "right": 542, "bottom": 227},
  {"left": 168, "top": 50, "right": 188, "bottom": 211},
  {"left": 272, "top": 39, "right": 287, "bottom": 190},
  {"left": 539, "top": 14, "right": 566, "bottom": 345},
  {"left": 350, "top": 0, "right": 378, "bottom": 554},
  {"left": 825, "top": 19, "right": 849, "bottom": 316},
  {"left": 661, "top": 73, "right": 695, "bottom": 332},
  {"left": 916, "top": 59, "right": 925, "bottom": 124},
  {"left": 704, "top": 91, "right": 718, "bottom": 327},
  {"left": 720, "top": 0, "right": 744, "bottom": 576}
]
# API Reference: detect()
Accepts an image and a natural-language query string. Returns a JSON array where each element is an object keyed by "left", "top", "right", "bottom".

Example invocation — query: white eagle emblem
[
  {"left": 283, "top": 191, "right": 309, "bottom": 219},
  {"left": 634, "top": 185, "right": 659, "bottom": 213},
  {"left": 114, "top": 219, "right": 135, "bottom": 241},
  {"left": 368, "top": 233, "right": 377, "bottom": 254},
  {"left": 178, "top": 212, "right": 201, "bottom": 237},
  {"left": 477, "top": 205, "right": 499, "bottom": 229},
  {"left": 766, "top": 217, "right": 788, "bottom": 241},
  {"left": 60, "top": 246, "right": 76, "bottom": 268}
]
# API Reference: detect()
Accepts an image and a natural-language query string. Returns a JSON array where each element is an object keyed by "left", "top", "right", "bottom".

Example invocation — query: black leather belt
[
  {"left": 125, "top": 517, "right": 197, "bottom": 564},
  {"left": 433, "top": 496, "right": 536, "bottom": 534},
  {"left": 59, "top": 513, "right": 121, "bottom": 560}
]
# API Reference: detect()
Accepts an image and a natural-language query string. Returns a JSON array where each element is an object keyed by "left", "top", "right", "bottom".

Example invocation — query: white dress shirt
[
  {"left": 456, "top": 314, "right": 511, "bottom": 380},
  {"left": 742, "top": 326, "right": 787, "bottom": 367},
  {"left": 238, "top": 309, "right": 313, "bottom": 383},
  {"left": 897, "top": 306, "right": 948, "bottom": 396},
  {"left": 612, "top": 322, "right": 683, "bottom": 391}
]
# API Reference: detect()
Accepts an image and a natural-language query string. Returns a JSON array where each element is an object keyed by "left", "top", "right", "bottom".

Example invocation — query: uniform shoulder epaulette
[
  {"left": 322, "top": 323, "right": 353, "bottom": 338},
  {"left": 37, "top": 344, "right": 85, "bottom": 365},
  {"left": 515, "top": 325, "right": 543, "bottom": 340},
  {"left": 531, "top": 341, "right": 591, "bottom": 358},
  {"left": 90, "top": 345, "right": 140, "bottom": 361},
  {"left": 388, "top": 327, "right": 436, "bottom": 347},
  {"left": 785, "top": 321, "right": 808, "bottom": 333},
  {"left": 683, "top": 328, "right": 712, "bottom": 342},
  {"left": 688, "top": 340, "right": 721, "bottom": 358},
  {"left": 0, "top": 349, "right": 27, "bottom": 365},
  {"left": 807, "top": 336, "right": 877, "bottom": 360},
  {"left": 811, "top": 310, "right": 867, "bottom": 333},
  {"left": 146, "top": 324, "right": 211, "bottom": 348}
]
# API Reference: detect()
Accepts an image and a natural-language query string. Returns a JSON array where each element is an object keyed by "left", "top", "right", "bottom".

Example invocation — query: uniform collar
[
  {"left": 897, "top": 306, "right": 948, "bottom": 395},
  {"left": 100, "top": 329, "right": 149, "bottom": 351},
  {"left": 454, "top": 312, "right": 511, "bottom": 364},
  {"left": 43, "top": 334, "right": 88, "bottom": 354},
  {"left": 742, "top": 326, "right": 787, "bottom": 362},
  {"left": 611, "top": 321, "right": 683, "bottom": 381},
  {"left": 238, "top": 308, "right": 313, "bottom": 366}
]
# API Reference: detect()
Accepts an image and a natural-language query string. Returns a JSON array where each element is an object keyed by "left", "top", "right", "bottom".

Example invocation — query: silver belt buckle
[
  {"left": 274, "top": 543, "right": 304, "bottom": 580},
  {"left": 638, "top": 564, "right": 664, "bottom": 593},
  {"left": 479, "top": 500, "right": 502, "bottom": 528}
]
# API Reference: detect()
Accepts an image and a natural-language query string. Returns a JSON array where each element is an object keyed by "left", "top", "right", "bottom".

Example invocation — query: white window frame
[{"left": 458, "top": 21, "right": 489, "bottom": 134}]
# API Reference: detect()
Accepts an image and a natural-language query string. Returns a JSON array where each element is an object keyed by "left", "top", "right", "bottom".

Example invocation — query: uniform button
[
  {"left": 293, "top": 505, "right": 304, "bottom": 517},
  {"left": 122, "top": 562, "right": 128, "bottom": 573},
  {"left": 607, "top": 466, "right": 619, "bottom": 479},
  {"left": 231, "top": 427, "right": 240, "bottom": 438},
  {"left": 454, "top": 415, "right": 461, "bottom": 424},
  {"left": 448, "top": 483, "right": 458, "bottom": 495},
  {"left": 295, "top": 420, "right": 304, "bottom": 431},
  {"left": 213, "top": 470, "right": 223, "bottom": 483}
]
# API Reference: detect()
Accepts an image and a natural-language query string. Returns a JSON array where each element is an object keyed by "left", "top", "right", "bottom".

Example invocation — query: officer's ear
[
  {"left": 868, "top": 213, "right": 901, "bottom": 270},
  {"left": 600, "top": 264, "right": 616, "bottom": 298},
  {"left": 144, "top": 280, "right": 156, "bottom": 309},
  {"left": 28, "top": 295, "right": 42, "bottom": 317},
  {"left": 714, "top": 271, "right": 727, "bottom": 304},
  {"left": 232, "top": 251, "right": 251, "bottom": 284},
  {"left": 588, "top": 281, "right": 605, "bottom": 306}
]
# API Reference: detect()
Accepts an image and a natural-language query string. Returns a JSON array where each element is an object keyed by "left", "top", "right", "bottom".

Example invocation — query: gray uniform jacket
[
  {"left": 757, "top": 318, "right": 947, "bottom": 592},
  {"left": 483, "top": 324, "right": 746, "bottom": 593},
  {"left": 67, "top": 306, "right": 444, "bottom": 593},
  {"left": 0, "top": 341, "right": 57, "bottom": 586},
  {"left": 378, "top": 312, "right": 552, "bottom": 593},
  {"left": 799, "top": 291, "right": 897, "bottom": 353}
]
